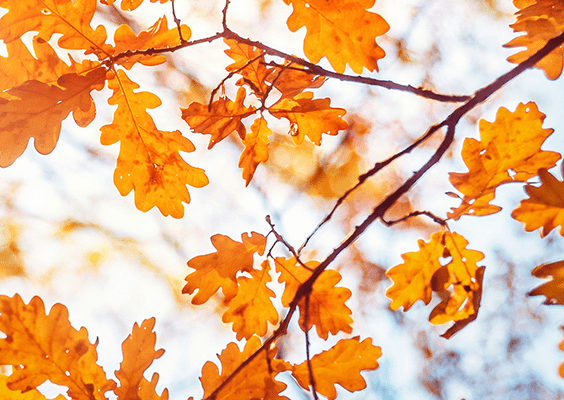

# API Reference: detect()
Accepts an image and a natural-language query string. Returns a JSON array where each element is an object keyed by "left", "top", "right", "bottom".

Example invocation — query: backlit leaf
[
  {"left": 512, "top": 168, "right": 564, "bottom": 237},
  {"left": 100, "top": 69, "right": 208, "bottom": 218},
  {"left": 0, "top": 294, "right": 115, "bottom": 400},
  {"left": 114, "top": 318, "right": 168, "bottom": 400},
  {"left": 275, "top": 257, "right": 353, "bottom": 339},
  {"left": 112, "top": 16, "right": 191, "bottom": 70},
  {"left": 183, "top": 232, "right": 267, "bottom": 305},
  {"left": 291, "top": 337, "right": 382, "bottom": 400},
  {"left": 0, "top": 68, "right": 107, "bottom": 167},
  {"left": 270, "top": 91, "right": 348, "bottom": 145},
  {"left": 528, "top": 260, "right": 564, "bottom": 305},
  {"left": 283, "top": 0, "right": 389, "bottom": 73},
  {"left": 222, "top": 260, "right": 278, "bottom": 340},
  {"left": 224, "top": 39, "right": 271, "bottom": 99},
  {"left": 504, "top": 0, "right": 564, "bottom": 79},
  {"left": 100, "top": 0, "right": 169, "bottom": 11},
  {"left": 269, "top": 64, "right": 325, "bottom": 99},
  {"left": 0, "top": 374, "right": 66, "bottom": 400},
  {"left": 181, "top": 87, "right": 256, "bottom": 149},
  {"left": 200, "top": 336, "right": 289, "bottom": 400},
  {"left": 448, "top": 102, "right": 560, "bottom": 220},
  {"left": 0, "top": 0, "right": 112, "bottom": 57},
  {"left": 239, "top": 117, "right": 272, "bottom": 186}
]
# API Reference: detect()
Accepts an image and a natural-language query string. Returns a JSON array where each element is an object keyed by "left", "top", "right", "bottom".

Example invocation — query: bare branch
[
  {"left": 170, "top": 0, "right": 187, "bottom": 44},
  {"left": 304, "top": 294, "right": 319, "bottom": 400},
  {"left": 382, "top": 210, "right": 447, "bottom": 227}
]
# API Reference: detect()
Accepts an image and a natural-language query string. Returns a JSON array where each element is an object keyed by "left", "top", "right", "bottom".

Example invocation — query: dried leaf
[
  {"left": 100, "top": 69, "right": 208, "bottom": 218},
  {"left": 512, "top": 168, "right": 564, "bottom": 237},
  {"left": 115, "top": 318, "right": 167, "bottom": 400},
  {"left": 200, "top": 336, "right": 289, "bottom": 400},
  {"left": 0, "top": 374, "right": 66, "bottom": 400},
  {"left": 275, "top": 257, "right": 353, "bottom": 339},
  {"left": 504, "top": 0, "right": 564, "bottom": 79},
  {"left": 239, "top": 117, "right": 272, "bottom": 185},
  {"left": 224, "top": 39, "right": 271, "bottom": 99},
  {"left": 270, "top": 91, "right": 348, "bottom": 145},
  {"left": 222, "top": 260, "right": 278, "bottom": 340},
  {"left": 448, "top": 102, "right": 560, "bottom": 220},
  {"left": 269, "top": 64, "right": 325, "bottom": 99},
  {"left": 0, "top": 294, "right": 115, "bottom": 400},
  {"left": 292, "top": 337, "right": 382, "bottom": 400},
  {"left": 183, "top": 232, "right": 267, "bottom": 305},
  {"left": 181, "top": 87, "right": 256, "bottom": 149},
  {"left": 528, "top": 260, "right": 564, "bottom": 305},
  {"left": 0, "top": 68, "right": 106, "bottom": 167},
  {"left": 283, "top": 0, "right": 389, "bottom": 73},
  {"left": 101, "top": 0, "right": 169, "bottom": 11}
]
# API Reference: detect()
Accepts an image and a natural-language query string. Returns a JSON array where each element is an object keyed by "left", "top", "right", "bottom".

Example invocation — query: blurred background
[{"left": 1, "top": 0, "right": 564, "bottom": 399}]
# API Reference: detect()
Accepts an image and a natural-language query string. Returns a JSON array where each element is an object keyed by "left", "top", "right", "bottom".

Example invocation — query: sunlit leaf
[
  {"left": 528, "top": 260, "right": 564, "bottom": 305},
  {"left": 239, "top": 117, "right": 272, "bottom": 185},
  {"left": 224, "top": 39, "right": 272, "bottom": 99},
  {"left": 0, "top": 374, "right": 66, "bottom": 400}
]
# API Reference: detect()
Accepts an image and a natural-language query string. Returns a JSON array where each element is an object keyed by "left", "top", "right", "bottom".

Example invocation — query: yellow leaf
[
  {"left": 0, "top": 294, "right": 115, "bottom": 400},
  {"left": 270, "top": 91, "right": 348, "bottom": 145},
  {"left": 283, "top": 0, "right": 389, "bottom": 73},
  {"left": 291, "top": 337, "right": 381, "bottom": 400},
  {"left": 113, "top": 16, "right": 191, "bottom": 70},
  {"left": 183, "top": 232, "right": 267, "bottom": 305},
  {"left": 448, "top": 102, "right": 560, "bottom": 220},
  {"left": 224, "top": 39, "right": 271, "bottom": 99},
  {"left": 0, "top": 68, "right": 106, "bottom": 167},
  {"left": 181, "top": 87, "right": 256, "bottom": 149},
  {"left": 504, "top": 0, "right": 564, "bottom": 79},
  {"left": 239, "top": 117, "right": 272, "bottom": 186},
  {"left": 200, "top": 336, "right": 289, "bottom": 400},
  {"left": 0, "top": 374, "right": 66, "bottom": 400},
  {"left": 114, "top": 318, "right": 167, "bottom": 400},
  {"left": 512, "top": 168, "right": 564, "bottom": 237},
  {"left": 528, "top": 260, "right": 564, "bottom": 305},
  {"left": 222, "top": 260, "right": 278, "bottom": 340},
  {"left": 275, "top": 257, "right": 353, "bottom": 339},
  {"left": 100, "top": 69, "right": 208, "bottom": 218}
]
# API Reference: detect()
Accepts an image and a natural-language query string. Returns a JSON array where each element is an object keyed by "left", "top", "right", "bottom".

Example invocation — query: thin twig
[
  {"left": 170, "top": 0, "right": 187, "bottom": 44},
  {"left": 266, "top": 216, "right": 313, "bottom": 271},
  {"left": 304, "top": 294, "right": 319, "bottom": 400},
  {"left": 222, "top": 0, "right": 231, "bottom": 30},
  {"left": 382, "top": 210, "right": 447, "bottom": 227}
]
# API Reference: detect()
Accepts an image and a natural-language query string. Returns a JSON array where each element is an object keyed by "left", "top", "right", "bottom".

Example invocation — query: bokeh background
[{"left": 1, "top": 0, "right": 564, "bottom": 399}]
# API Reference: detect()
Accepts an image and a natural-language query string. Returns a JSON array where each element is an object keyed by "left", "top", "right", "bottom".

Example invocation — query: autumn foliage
[{"left": 2, "top": 0, "right": 564, "bottom": 399}]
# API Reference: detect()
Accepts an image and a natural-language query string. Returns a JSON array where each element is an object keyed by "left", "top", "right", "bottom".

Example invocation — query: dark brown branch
[
  {"left": 170, "top": 0, "right": 187, "bottom": 44},
  {"left": 382, "top": 210, "right": 447, "bottom": 227},
  {"left": 266, "top": 216, "right": 313, "bottom": 271},
  {"left": 304, "top": 294, "right": 319, "bottom": 400}
]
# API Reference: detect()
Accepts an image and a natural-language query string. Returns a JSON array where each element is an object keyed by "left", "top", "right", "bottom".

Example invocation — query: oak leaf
[
  {"left": 222, "top": 260, "right": 278, "bottom": 340},
  {"left": 283, "top": 0, "right": 389, "bottom": 73},
  {"left": 200, "top": 336, "right": 289, "bottom": 400},
  {"left": 183, "top": 232, "right": 267, "bottom": 305},
  {"left": 181, "top": 87, "right": 256, "bottom": 149},
  {"left": 0, "top": 68, "right": 107, "bottom": 167},
  {"left": 0, "top": 0, "right": 112, "bottom": 57},
  {"left": 560, "top": 325, "right": 564, "bottom": 378},
  {"left": 114, "top": 318, "right": 168, "bottom": 400},
  {"left": 224, "top": 39, "right": 271, "bottom": 99},
  {"left": 100, "top": 69, "right": 208, "bottom": 218},
  {"left": 0, "top": 374, "right": 66, "bottom": 400},
  {"left": 113, "top": 16, "right": 191, "bottom": 70},
  {"left": 511, "top": 168, "right": 564, "bottom": 237},
  {"left": 100, "top": 0, "right": 168, "bottom": 11},
  {"left": 269, "top": 91, "right": 348, "bottom": 145},
  {"left": 448, "top": 102, "right": 560, "bottom": 220},
  {"left": 0, "top": 294, "right": 115, "bottom": 400},
  {"left": 291, "top": 337, "right": 382, "bottom": 400},
  {"left": 528, "top": 260, "right": 564, "bottom": 305},
  {"left": 239, "top": 117, "right": 272, "bottom": 185},
  {"left": 275, "top": 257, "right": 353, "bottom": 339},
  {"left": 504, "top": 0, "right": 564, "bottom": 79},
  {"left": 269, "top": 64, "right": 326, "bottom": 99}
]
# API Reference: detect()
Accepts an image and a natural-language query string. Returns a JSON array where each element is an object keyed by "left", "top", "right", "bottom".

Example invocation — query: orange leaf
[
  {"left": 291, "top": 337, "right": 382, "bottom": 400},
  {"left": 114, "top": 318, "right": 168, "bottom": 400},
  {"left": 504, "top": 0, "right": 564, "bottom": 79},
  {"left": 386, "top": 230, "right": 485, "bottom": 330},
  {"left": 448, "top": 102, "right": 560, "bottom": 220},
  {"left": 275, "top": 257, "right": 353, "bottom": 339},
  {"left": 183, "top": 232, "right": 267, "bottom": 305},
  {"left": 560, "top": 325, "right": 564, "bottom": 378},
  {"left": 181, "top": 87, "right": 256, "bottom": 149},
  {"left": 0, "top": 374, "right": 66, "bottom": 400},
  {"left": 0, "top": 294, "right": 116, "bottom": 400},
  {"left": 239, "top": 117, "right": 272, "bottom": 185},
  {"left": 528, "top": 260, "right": 564, "bottom": 305},
  {"left": 0, "top": 0, "right": 112, "bottom": 57},
  {"left": 283, "top": 0, "right": 389, "bottom": 73},
  {"left": 0, "top": 68, "right": 106, "bottom": 167},
  {"left": 113, "top": 16, "right": 191, "bottom": 70},
  {"left": 0, "top": 38, "right": 100, "bottom": 90},
  {"left": 269, "top": 64, "right": 325, "bottom": 99},
  {"left": 511, "top": 168, "right": 564, "bottom": 237},
  {"left": 100, "top": 69, "right": 208, "bottom": 218},
  {"left": 224, "top": 39, "right": 271, "bottom": 99},
  {"left": 200, "top": 336, "right": 289, "bottom": 400},
  {"left": 270, "top": 91, "right": 348, "bottom": 145},
  {"left": 101, "top": 0, "right": 169, "bottom": 11},
  {"left": 222, "top": 260, "right": 278, "bottom": 340}
]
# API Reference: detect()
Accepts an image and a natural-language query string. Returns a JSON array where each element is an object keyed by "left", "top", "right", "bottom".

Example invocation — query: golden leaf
[
  {"left": 224, "top": 39, "right": 271, "bottom": 99},
  {"left": 239, "top": 117, "right": 272, "bottom": 186},
  {"left": 528, "top": 260, "right": 564, "bottom": 305}
]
